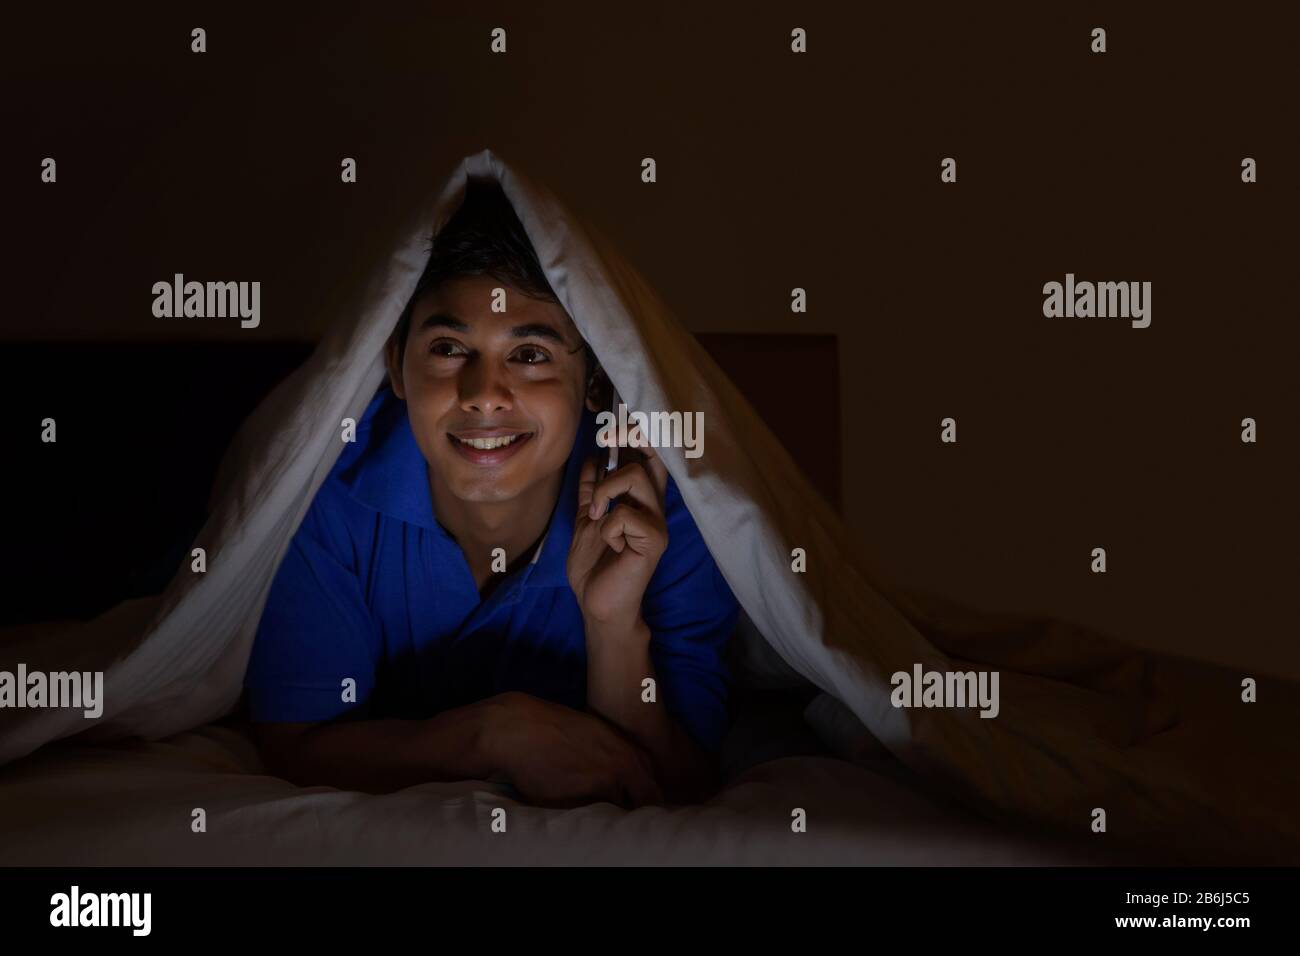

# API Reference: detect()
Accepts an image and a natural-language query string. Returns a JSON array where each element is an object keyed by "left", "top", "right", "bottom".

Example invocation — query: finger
[
  {"left": 599, "top": 509, "right": 627, "bottom": 554},
  {"left": 623, "top": 426, "right": 669, "bottom": 503},
  {"left": 600, "top": 777, "right": 631, "bottom": 810},
  {"left": 588, "top": 462, "right": 660, "bottom": 520},
  {"left": 547, "top": 770, "right": 623, "bottom": 810},
  {"left": 531, "top": 790, "right": 590, "bottom": 811},
  {"left": 637, "top": 443, "right": 669, "bottom": 504},
  {"left": 620, "top": 752, "right": 664, "bottom": 808},
  {"left": 599, "top": 504, "right": 666, "bottom": 558},
  {"left": 577, "top": 456, "right": 598, "bottom": 515},
  {"left": 629, "top": 744, "right": 660, "bottom": 794},
  {"left": 589, "top": 720, "right": 664, "bottom": 807}
]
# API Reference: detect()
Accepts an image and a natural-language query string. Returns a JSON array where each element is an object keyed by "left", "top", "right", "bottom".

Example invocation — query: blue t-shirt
[{"left": 243, "top": 383, "right": 739, "bottom": 753}]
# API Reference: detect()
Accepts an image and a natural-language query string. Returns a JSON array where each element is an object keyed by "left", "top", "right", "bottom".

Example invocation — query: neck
[{"left": 429, "top": 466, "right": 565, "bottom": 572}]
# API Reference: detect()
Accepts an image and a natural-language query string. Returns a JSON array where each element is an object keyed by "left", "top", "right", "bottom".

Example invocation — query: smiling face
[{"left": 387, "top": 275, "right": 590, "bottom": 508}]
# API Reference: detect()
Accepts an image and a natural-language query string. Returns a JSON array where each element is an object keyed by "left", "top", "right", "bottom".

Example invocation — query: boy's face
[{"left": 388, "top": 275, "right": 591, "bottom": 506}]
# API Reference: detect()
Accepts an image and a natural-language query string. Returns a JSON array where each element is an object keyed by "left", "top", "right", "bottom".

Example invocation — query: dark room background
[{"left": 2, "top": 2, "right": 1296, "bottom": 678}]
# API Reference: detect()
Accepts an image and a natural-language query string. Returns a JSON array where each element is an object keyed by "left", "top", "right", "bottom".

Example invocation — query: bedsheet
[{"left": 0, "top": 720, "right": 1132, "bottom": 867}]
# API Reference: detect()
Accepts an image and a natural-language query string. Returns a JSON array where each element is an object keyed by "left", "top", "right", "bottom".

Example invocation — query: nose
[{"left": 458, "top": 356, "right": 514, "bottom": 415}]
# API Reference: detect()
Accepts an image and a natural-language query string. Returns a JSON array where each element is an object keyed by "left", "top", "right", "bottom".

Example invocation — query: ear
[
  {"left": 384, "top": 329, "right": 406, "bottom": 400},
  {"left": 584, "top": 364, "right": 611, "bottom": 413}
]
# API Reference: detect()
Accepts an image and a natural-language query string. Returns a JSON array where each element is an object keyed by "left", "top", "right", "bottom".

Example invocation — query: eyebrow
[
  {"left": 508, "top": 322, "right": 569, "bottom": 345},
  {"left": 417, "top": 313, "right": 469, "bottom": 334},
  {"left": 417, "top": 312, "right": 570, "bottom": 345}
]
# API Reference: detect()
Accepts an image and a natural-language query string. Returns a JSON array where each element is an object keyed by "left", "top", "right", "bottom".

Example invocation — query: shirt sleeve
[
  {"left": 640, "top": 475, "right": 741, "bottom": 754},
  {"left": 243, "top": 483, "right": 382, "bottom": 724}
]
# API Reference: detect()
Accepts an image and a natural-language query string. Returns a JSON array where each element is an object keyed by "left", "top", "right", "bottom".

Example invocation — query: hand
[
  {"left": 566, "top": 435, "right": 670, "bottom": 629},
  {"left": 479, "top": 692, "right": 664, "bottom": 809}
]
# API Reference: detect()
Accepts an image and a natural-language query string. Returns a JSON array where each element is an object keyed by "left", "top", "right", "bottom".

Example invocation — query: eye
[
  {"left": 428, "top": 339, "right": 468, "bottom": 358},
  {"left": 511, "top": 345, "right": 551, "bottom": 365}
]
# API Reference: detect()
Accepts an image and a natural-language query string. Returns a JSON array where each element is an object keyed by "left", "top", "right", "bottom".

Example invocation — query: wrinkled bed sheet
[{"left": 0, "top": 719, "right": 1133, "bottom": 866}]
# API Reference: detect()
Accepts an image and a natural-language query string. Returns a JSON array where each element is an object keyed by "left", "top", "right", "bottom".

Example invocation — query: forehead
[{"left": 411, "top": 275, "right": 577, "bottom": 337}]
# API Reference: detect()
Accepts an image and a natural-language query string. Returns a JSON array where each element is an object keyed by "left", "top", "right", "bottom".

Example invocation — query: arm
[
  {"left": 569, "top": 442, "right": 734, "bottom": 804},
  {"left": 585, "top": 616, "right": 717, "bottom": 803},
  {"left": 251, "top": 705, "right": 495, "bottom": 795},
  {"left": 251, "top": 691, "right": 663, "bottom": 807}
]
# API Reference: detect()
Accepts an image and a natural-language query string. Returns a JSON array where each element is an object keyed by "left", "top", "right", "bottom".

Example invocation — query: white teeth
[{"left": 459, "top": 434, "right": 524, "bottom": 450}]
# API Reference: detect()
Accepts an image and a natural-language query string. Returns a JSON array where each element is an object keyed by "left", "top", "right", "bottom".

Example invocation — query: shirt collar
[
  {"left": 341, "top": 385, "right": 596, "bottom": 589},
  {"left": 339, "top": 386, "right": 443, "bottom": 532}
]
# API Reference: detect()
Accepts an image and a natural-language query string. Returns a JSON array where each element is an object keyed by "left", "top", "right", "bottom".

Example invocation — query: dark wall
[{"left": 2, "top": 4, "right": 1295, "bottom": 676}]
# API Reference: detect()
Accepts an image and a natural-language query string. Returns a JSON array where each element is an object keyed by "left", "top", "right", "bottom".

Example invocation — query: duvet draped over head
[{"left": 2, "top": 148, "right": 1298, "bottom": 864}]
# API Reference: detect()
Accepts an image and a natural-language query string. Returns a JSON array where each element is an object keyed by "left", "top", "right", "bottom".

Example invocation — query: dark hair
[{"left": 389, "top": 178, "right": 597, "bottom": 381}]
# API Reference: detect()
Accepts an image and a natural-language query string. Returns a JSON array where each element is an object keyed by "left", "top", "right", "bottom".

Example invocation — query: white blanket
[
  {"left": 0, "top": 716, "right": 1130, "bottom": 866},
  {"left": 3, "top": 149, "right": 1298, "bottom": 864}
]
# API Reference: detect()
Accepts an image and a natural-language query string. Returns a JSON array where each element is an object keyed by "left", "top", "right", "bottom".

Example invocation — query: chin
[{"left": 446, "top": 476, "right": 526, "bottom": 503}]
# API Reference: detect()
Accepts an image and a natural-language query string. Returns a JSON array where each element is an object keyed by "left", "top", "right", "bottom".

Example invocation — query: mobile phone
[
  {"left": 602, "top": 386, "right": 645, "bottom": 474},
  {"left": 603, "top": 386, "right": 621, "bottom": 473}
]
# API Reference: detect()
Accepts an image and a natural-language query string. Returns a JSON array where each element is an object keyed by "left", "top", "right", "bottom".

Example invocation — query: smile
[
  {"left": 447, "top": 430, "right": 534, "bottom": 464},
  {"left": 457, "top": 434, "right": 526, "bottom": 449}
]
